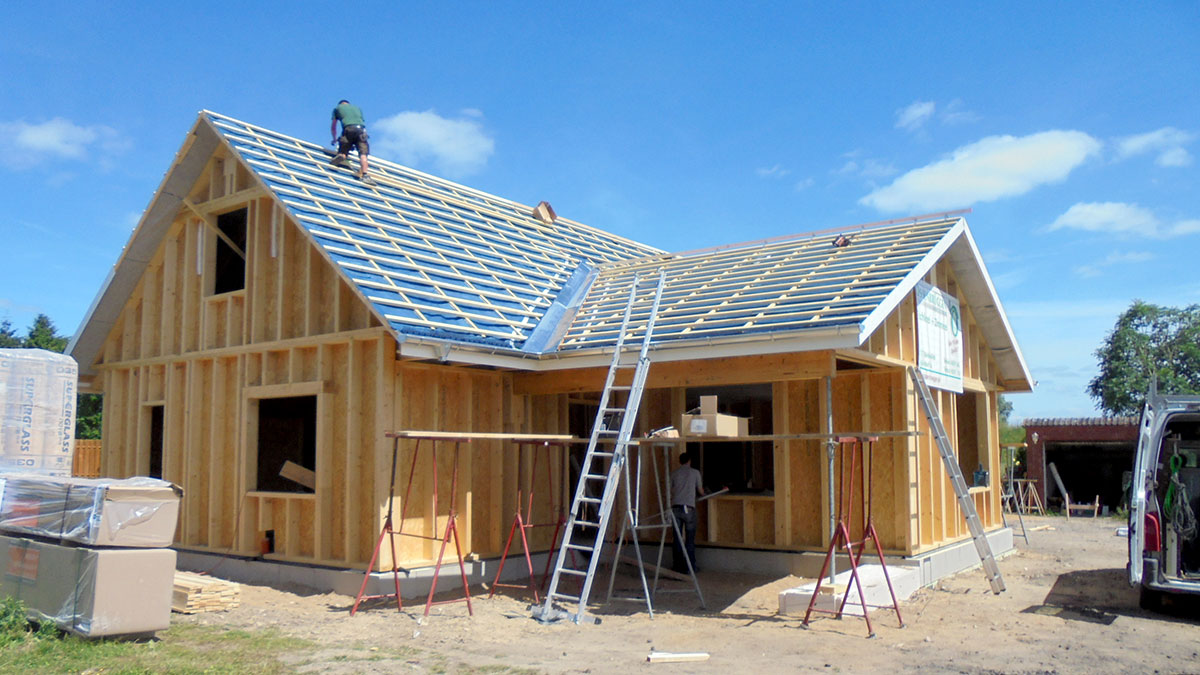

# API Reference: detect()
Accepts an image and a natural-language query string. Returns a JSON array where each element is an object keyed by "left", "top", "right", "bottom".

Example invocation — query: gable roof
[{"left": 69, "top": 112, "right": 1032, "bottom": 391}]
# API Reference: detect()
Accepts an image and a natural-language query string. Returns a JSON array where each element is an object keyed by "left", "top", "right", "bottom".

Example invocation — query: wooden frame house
[{"left": 68, "top": 112, "right": 1032, "bottom": 583}]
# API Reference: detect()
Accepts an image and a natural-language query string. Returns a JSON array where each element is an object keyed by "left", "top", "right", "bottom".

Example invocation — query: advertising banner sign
[{"left": 915, "top": 281, "right": 963, "bottom": 393}]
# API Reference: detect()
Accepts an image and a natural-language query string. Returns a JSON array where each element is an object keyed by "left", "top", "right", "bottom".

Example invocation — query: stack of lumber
[{"left": 172, "top": 571, "right": 241, "bottom": 613}]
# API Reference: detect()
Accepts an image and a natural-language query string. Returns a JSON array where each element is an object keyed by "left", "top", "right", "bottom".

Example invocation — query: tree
[
  {"left": 24, "top": 314, "right": 68, "bottom": 352},
  {"left": 1088, "top": 301, "right": 1200, "bottom": 416},
  {"left": 0, "top": 320, "right": 21, "bottom": 347},
  {"left": 998, "top": 395, "right": 1014, "bottom": 423}
]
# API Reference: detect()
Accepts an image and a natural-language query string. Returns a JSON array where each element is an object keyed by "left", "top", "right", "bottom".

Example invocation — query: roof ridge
[
  {"left": 199, "top": 110, "right": 663, "bottom": 256},
  {"left": 667, "top": 209, "right": 971, "bottom": 260}
]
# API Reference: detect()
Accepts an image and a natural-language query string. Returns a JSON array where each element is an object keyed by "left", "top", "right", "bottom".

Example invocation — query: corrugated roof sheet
[
  {"left": 1024, "top": 417, "right": 1139, "bottom": 427},
  {"left": 205, "top": 111, "right": 660, "bottom": 351}
]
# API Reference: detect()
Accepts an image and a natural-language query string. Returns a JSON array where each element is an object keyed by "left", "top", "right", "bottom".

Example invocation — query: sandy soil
[{"left": 177, "top": 515, "right": 1200, "bottom": 673}]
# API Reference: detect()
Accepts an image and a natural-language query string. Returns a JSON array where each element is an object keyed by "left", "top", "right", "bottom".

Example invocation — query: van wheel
[{"left": 1139, "top": 585, "right": 1164, "bottom": 612}]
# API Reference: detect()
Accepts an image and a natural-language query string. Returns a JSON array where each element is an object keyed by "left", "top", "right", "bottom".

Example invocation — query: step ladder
[
  {"left": 603, "top": 439, "right": 705, "bottom": 616},
  {"left": 533, "top": 271, "right": 666, "bottom": 624},
  {"left": 908, "top": 367, "right": 1006, "bottom": 594}
]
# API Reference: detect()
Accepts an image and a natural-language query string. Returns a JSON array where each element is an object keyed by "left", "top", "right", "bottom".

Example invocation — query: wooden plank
[
  {"left": 387, "top": 430, "right": 574, "bottom": 441},
  {"left": 279, "top": 460, "right": 316, "bottom": 490},
  {"left": 343, "top": 339, "right": 362, "bottom": 563},
  {"left": 93, "top": 326, "right": 391, "bottom": 370},
  {"left": 512, "top": 350, "right": 834, "bottom": 396}
]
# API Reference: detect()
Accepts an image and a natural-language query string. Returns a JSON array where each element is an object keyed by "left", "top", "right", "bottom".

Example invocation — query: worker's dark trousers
[{"left": 671, "top": 505, "right": 698, "bottom": 572}]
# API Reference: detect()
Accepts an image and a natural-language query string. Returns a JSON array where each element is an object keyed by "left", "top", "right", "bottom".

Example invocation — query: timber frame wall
[
  {"left": 512, "top": 257, "right": 1006, "bottom": 558},
  {"left": 92, "top": 144, "right": 1008, "bottom": 572},
  {"left": 93, "top": 147, "right": 570, "bottom": 570}
]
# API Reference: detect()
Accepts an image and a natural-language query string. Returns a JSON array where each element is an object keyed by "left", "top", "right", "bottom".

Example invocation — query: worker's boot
[{"left": 330, "top": 153, "right": 348, "bottom": 166}]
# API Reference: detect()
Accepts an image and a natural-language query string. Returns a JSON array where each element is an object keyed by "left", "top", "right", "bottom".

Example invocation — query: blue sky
[{"left": 1, "top": 2, "right": 1197, "bottom": 421}]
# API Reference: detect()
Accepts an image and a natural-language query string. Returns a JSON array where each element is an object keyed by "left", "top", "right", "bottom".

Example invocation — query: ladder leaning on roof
[
  {"left": 533, "top": 270, "right": 666, "bottom": 624},
  {"left": 909, "top": 367, "right": 1006, "bottom": 594}
]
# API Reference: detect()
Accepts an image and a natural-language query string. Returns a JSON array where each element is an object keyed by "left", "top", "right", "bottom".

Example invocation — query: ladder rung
[
  {"left": 610, "top": 385, "right": 631, "bottom": 391},
  {"left": 579, "top": 497, "right": 601, "bottom": 504},
  {"left": 584, "top": 473, "right": 607, "bottom": 480},
  {"left": 559, "top": 568, "right": 587, "bottom": 577},
  {"left": 550, "top": 592, "right": 580, "bottom": 602},
  {"left": 591, "top": 451, "right": 615, "bottom": 458},
  {"left": 603, "top": 407, "right": 625, "bottom": 414},
  {"left": 565, "top": 543, "right": 594, "bottom": 552}
]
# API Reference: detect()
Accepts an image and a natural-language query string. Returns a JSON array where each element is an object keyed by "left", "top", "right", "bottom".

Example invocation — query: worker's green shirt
[{"left": 333, "top": 103, "right": 365, "bottom": 127}]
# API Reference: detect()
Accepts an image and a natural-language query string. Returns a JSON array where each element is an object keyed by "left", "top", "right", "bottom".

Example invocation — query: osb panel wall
[
  {"left": 95, "top": 146, "right": 397, "bottom": 568},
  {"left": 385, "top": 363, "right": 570, "bottom": 570},
  {"left": 100, "top": 336, "right": 394, "bottom": 568},
  {"left": 865, "top": 259, "right": 1003, "bottom": 388}
]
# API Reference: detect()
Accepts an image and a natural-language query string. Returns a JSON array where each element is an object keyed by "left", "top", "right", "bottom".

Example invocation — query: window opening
[
  {"left": 213, "top": 207, "right": 247, "bottom": 294},
  {"left": 148, "top": 404, "right": 164, "bottom": 479},
  {"left": 685, "top": 383, "right": 773, "bottom": 493},
  {"left": 956, "top": 391, "right": 986, "bottom": 485},
  {"left": 256, "top": 395, "right": 317, "bottom": 493}
]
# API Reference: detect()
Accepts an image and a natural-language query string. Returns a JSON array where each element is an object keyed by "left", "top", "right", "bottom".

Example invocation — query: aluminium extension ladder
[
  {"left": 533, "top": 271, "right": 666, "bottom": 624},
  {"left": 909, "top": 367, "right": 1006, "bottom": 594}
]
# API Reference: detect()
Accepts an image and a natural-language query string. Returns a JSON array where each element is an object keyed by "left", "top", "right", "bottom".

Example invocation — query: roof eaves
[
  {"left": 945, "top": 225, "right": 1034, "bottom": 391},
  {"left": 67, "top": 115, "right": 222, "bottom": 376}
]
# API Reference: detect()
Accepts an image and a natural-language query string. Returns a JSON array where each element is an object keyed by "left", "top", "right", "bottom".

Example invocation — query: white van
[{"left": 1128, "top": 388, "right": 1200, "bottom": 609}]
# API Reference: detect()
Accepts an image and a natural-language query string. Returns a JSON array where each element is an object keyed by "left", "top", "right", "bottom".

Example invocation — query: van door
[{"left": 1129, "top": 397, "right": 1159, "bottom": 585}]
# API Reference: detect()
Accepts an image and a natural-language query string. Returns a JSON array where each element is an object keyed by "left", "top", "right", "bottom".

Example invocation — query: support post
[{"left": 825, "top": 375, "right": 837, "bottom": 584}]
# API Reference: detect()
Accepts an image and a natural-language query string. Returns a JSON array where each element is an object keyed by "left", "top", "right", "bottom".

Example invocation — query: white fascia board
[
  {"left": 857, "top": 218, "right": 966, "bottom": 346},
  {"left": 67, "top": 116, "right": 220, "bottom": 374},
  {"left": 946, "top": 227, "right": 1034, "bottom": 389},
  {"left": 398, "top": 325, "right": 860, "bottom": 372}
]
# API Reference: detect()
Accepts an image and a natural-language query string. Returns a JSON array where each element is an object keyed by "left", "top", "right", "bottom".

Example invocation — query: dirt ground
[{"left": 178, "top": 515, "right": 1200, "bottom": 673}]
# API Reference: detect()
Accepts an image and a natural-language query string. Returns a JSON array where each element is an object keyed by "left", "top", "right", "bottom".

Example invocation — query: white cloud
[
  {"left": 940, "top": 99, "right": 980, "bottom": 125},
  {"left": 1156, "top": 146, "right": 1193, "bottom": 167},
  {"left": 835, "top": 153, "right": 897, "bottom": 179},
  {"left": 0, "top": 117, "right": 128, "bottom": 169},
  {"left": 756, "top": 164, "right": 789, "bottom": 178},
  {"left": 1072, "top": 250, "right": 1153, "bottom": 278},
  {"left": 1047, "top": 202, "right": 1199, "bottom": 238},
  {"left": 1115, "top": 126, "right": 1195, "bottom": 167},
  {"left": 373, "top": 109, "right": 495, "bottom": 177},
  {"left": 794, "top": 177, "right": 815, "bottom": 191},
  {"left": 860, "top": 130, "right": 1101, "bottom": 213},
  {"left": 1048, "top": 202, "right": 1156, "bottom": 235},
  {"left": 895, "top": 100, "right": 935, "bottom": 132}
]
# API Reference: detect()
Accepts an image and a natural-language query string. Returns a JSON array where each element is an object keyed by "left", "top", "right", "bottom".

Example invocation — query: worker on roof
[
  {"left": 670, "top": 451, "right": 706, "bottom": 573},
  {"left": 330, "top": 99, "right": 370, "bottom": 180}
]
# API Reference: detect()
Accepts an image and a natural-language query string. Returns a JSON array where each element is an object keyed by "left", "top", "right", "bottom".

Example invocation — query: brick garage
[{"left": 1023, "top": 417, "right": 1138, "bottom": 512}]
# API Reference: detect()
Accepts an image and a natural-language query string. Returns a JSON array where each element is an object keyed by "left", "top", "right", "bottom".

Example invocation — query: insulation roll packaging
[
  {"left": 0, "top": 534, "right": 175, "bottom": 637},
  {"left": 0, "top": 349, "right": 78, "bottom": 476},
  {"left": 0, "top": 475, "right": 182, "bottom": 548}
]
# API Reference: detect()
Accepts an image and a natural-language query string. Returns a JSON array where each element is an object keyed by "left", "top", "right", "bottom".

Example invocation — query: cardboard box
[
  {"left": 680, "top": 395, "right": 749, "bottom": 438},
  {"left": 0, "top": 474, "right": 181, "bottom": 548},
  {"left": 0, "top": 534, "right": 175, "bottom": 637}
]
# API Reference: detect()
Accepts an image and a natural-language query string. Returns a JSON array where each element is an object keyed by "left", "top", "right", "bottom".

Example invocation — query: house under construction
[{"left": 67, "top": 112, "right": 1032, "bottom": 592}]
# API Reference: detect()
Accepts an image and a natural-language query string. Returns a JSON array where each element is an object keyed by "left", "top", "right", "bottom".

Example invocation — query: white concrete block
[{"left": 779, "top": 564, "right": 920, "bottom": 616}]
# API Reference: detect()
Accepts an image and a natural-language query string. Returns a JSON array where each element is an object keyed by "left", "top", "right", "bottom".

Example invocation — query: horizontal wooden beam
[
  {"left": 245, "top": 381, "right": 326, "bottom": 399},
  {"left": 94, "top": 326, "right": 391, "bottom": 370},
  {"left": 512, "top": 350, "right": 834, "bottom": 395},
  {"left": 386, "top": 430, "right": 573, "bottom": 443}
]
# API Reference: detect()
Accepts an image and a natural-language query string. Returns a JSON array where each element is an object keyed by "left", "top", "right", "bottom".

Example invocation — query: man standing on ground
[
  {"left": 670, "top": 452, "right": 706, "bottom": 573},
  {"left": 331, "top": 99, "right": 370, "bottom": 179}
]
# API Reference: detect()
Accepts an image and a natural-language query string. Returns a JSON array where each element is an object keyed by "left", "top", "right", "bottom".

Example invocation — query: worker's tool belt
[{"left": 672, "top": 504, "right": 693, "bottom": 513}]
